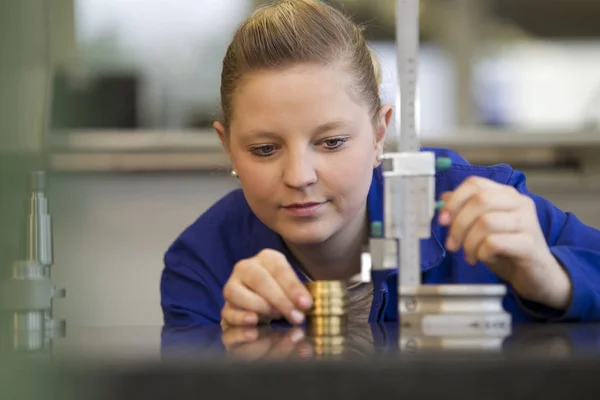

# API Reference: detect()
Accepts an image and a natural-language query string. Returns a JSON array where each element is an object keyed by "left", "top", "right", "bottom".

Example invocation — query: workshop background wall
[{"left": 49, "top": 172, "right": 240, "bottom": 328}]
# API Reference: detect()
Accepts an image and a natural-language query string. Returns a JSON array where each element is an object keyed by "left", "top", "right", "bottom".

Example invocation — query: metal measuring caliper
[{"left": 359, "top": 0, "right": 511, "bottom": 344}]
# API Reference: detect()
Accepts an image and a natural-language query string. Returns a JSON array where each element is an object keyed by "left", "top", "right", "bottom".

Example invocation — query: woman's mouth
[{"left": 281, "top": 202, "right": 327, "bottom": 217}]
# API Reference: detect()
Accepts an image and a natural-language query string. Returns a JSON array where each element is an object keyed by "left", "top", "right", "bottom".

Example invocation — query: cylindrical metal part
[
  {"left": 1, "top": 170, "right": 64, "bottom": 354},
  {"left": 1, "top": 261, "right": 53, "bottom": 311},
  {"left": 30, "top": 171, "right": 46, "bottom": 192},
  {"left": 12, "top": 310, "right": 46, "bottom": 331},
  {"left": 26, "top": 171, "right": 53, "bottom": 267},
  {"left": 12, "top": 259, "right": 47, "bottom": 280},
  {"left": 1, "top": 310, "right": 51, "bottom": 352}
]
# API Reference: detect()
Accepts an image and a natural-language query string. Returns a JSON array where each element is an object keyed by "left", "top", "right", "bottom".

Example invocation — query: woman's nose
[{"left": 283, "top": 151, "right": 317, "bottom": 190}]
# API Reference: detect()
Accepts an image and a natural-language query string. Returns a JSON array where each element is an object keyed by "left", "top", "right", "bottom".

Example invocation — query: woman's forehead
[{"left": 230, "top": 64, "right": 369, "bottom": 124}]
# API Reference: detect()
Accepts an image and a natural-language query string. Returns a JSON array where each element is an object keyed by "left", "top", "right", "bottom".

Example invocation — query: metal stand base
[{"left": 398, "top": 284, "right": 512, "bottom": 351}]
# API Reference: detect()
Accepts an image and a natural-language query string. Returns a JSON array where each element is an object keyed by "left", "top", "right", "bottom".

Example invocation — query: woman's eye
[
  {"left": 250, "top": 145, "right": 276, "bottom": 157},
  {"left": 322, "top": 137, "right": 348, "bottom": 149}
]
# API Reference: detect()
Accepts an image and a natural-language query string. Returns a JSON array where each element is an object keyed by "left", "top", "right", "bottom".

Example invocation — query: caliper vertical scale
[
  {"left": 360, "top": 0, "right": 512, "bottom": 349},
  {"left": 396, "top": 0, "right": 423, "bottom": 287}
]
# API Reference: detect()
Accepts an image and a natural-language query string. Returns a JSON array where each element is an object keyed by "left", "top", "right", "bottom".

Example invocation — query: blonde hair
[{"left": 219, "top": 0, "right": 382, "bottom": 131}]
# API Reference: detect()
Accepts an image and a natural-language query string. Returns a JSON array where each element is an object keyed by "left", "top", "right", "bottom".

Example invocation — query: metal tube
[
  {"left": 1, "top": 170, "right": 65, "bottom": 354},
  {"left": 26, "top": 171, "right": 53, "bottom": 269}
]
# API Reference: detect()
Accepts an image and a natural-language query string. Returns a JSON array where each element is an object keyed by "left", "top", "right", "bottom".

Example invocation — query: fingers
[
  {"left": 260, "top": 250, "right": 313, "bottom": 311},
  {"left": 445, "top": 187, "right": 524, "bottom": 252},
  {"left": 223, "top": 280, "right": 273, "bottom": 316},
  {"left": 439, "top": 176, "right": 542, "bottom": 268},
  {"left": 222, "top": 249, "right": 312, "bottom": 327},
  {"left": 462, "top": 211, "right": 521, "bottom": 265},
  {"left": 221, "top": 302, "right": 259, "bottom": 326},
  {"left": 438, "top": 176, "right": 569, "bottom": 308},
  {"left": 476, "top": 232, "right": 534, "bottom": 268},
  {"left": 238, "top": 262, "right": 305, "bottom": 325},
  {"left": 228, "top": 249, "right": 308, "bottom": 325},
  {"left": 440, "top": 177, "right": 531, "bottom": 250},
  {"left": 439, "top": 176, "right": 500, "bottom": 225}
]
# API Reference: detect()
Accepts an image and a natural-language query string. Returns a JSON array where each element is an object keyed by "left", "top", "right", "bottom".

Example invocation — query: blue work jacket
[{"left": 161, "top": 147, "right": 600, "bottom": 325}]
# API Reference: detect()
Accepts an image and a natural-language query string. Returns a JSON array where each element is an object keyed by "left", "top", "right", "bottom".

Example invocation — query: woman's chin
[{"left": 278, "top": 225, "right": 334, "bottom": 247}]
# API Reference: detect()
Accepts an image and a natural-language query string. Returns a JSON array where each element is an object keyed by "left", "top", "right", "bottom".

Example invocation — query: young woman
[{"left": 161, "top": 0, "right": 600, "bottom": 327}]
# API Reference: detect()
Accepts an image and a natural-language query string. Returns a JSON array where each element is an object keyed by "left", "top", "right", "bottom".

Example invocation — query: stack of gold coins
[{"left": 305, "top": 281, "right": 349, "bottom": 357}]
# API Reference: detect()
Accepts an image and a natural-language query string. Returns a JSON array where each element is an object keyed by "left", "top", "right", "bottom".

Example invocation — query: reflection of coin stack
[{"left": 306, "top": 281, "right": 348, "bottom": 357}]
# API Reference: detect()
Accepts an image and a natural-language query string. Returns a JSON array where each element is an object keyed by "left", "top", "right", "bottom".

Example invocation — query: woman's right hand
[{"left": 220, "top": 249, "right": 313, "bottom": 326}]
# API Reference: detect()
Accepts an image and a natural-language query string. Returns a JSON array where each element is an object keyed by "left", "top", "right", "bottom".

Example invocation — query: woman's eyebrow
[{"left": 240, "top": 121, "right": 347, "bottom": 141}]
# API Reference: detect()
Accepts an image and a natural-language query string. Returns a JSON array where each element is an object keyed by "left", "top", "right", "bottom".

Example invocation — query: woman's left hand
[{"left": 439, "top": 176, "right": 572, "bottom": 310}]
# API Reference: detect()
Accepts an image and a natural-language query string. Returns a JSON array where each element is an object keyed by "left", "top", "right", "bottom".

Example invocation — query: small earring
[
  {"left": 376, "top": 154, "right": 383, "bottom": 163},
  {"left": 231, "top": 170, "right": 238, "bottom": 178}
]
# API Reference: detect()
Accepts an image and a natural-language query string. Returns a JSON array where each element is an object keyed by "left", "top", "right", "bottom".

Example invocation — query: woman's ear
[
  {"left": 373, "top": 104, "right": 393, "bottom": 166},
  {"left": 214, "top": 121, "right": 230, "bottom": 154}
]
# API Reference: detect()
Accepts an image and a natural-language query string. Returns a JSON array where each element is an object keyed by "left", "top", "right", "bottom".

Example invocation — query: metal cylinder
[
  {"left": 26, "top": 171, "right": 53, "bottom": 268},
  {"left": 0, "top": 170, "right": 65, "bottom": 354},
  {"left": 8, "top": 311, "right": 49, "bottom": 352},
  {"left": 1, "top": 260, "right": 54, "bottom": 352},
  {"left": 12, "top": 259, "right": 48, "bottom": 280}
]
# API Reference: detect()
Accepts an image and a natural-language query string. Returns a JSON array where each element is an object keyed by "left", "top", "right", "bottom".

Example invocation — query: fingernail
[
  {"left": 298, "top": 295, "right": 312, "bottom": 310},
  {"left": 244, "top": 314, "right": 258, "bottom": 324},
  {"left": 445, "top": 237, "right": 457, "bottom": 252},
  {"left": 290, "top": 329, "right": 305, "bottom": 343},
  {"left": 290, "top": 309, "right": 305, "bottom": 325},
  {"left": 439, "top": 211, "right": 451, "bottom": 226}
]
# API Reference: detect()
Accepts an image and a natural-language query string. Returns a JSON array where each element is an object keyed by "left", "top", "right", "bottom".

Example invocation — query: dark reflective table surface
[
  {"left": 160, "top": 322, "right": 600, "bottom": 361},
  {"left": 5, "top": 323, "right": 600, "bottom": 400}
]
